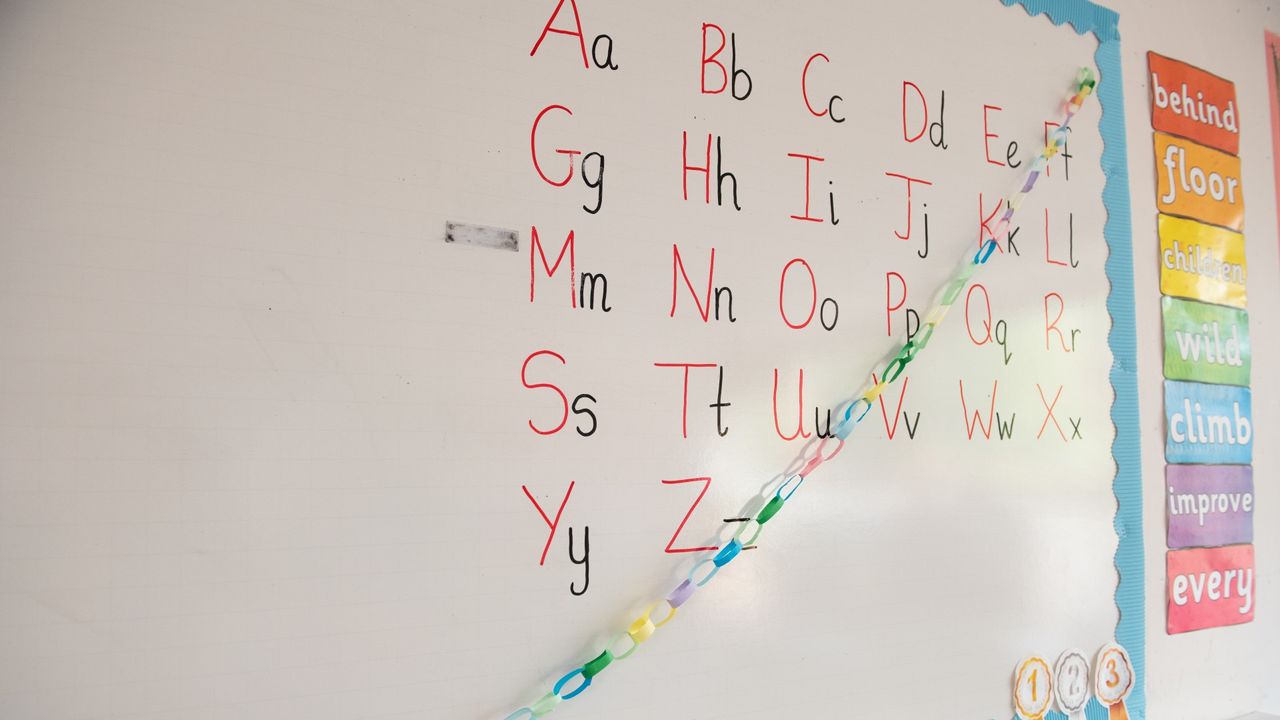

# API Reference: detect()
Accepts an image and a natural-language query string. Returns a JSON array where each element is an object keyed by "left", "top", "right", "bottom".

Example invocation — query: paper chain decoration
[{"left": 505, "top": 67, "right": 1098, "bottom": 720}]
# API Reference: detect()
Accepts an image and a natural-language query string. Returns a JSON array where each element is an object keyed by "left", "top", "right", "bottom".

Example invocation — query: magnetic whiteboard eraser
[{"left": 444, "top": 221, "right": 519, "bottom": 251}]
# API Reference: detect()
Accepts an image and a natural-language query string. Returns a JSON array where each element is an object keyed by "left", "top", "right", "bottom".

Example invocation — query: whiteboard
[{"left": 0, "top": 1, "right": 1271, "bottom": 719}]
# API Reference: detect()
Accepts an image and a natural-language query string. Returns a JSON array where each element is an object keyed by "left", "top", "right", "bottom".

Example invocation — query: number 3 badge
[{"left": 1093, "top": 643, "right": 1134, "bottom": 720}]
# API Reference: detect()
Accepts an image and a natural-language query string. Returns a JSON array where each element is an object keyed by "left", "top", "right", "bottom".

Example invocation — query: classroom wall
[
  {"left": 1108, "top": 0, "right": 1280, "bottom": 717},
  {"left": 0, "top": 1, "right": 1277, "bottom": 718}
]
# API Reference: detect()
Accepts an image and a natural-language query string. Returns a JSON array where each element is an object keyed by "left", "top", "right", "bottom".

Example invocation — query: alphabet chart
[
  {"left": 482, "top": 2, "right": 1138, "bottom": 717},
  {"left": 2, "top": 0, "right": 1182, "bottom": 718}
]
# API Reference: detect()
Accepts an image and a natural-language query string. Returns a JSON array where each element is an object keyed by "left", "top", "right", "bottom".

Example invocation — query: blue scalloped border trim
[{"left": 1000, "top": 2, "right": 1144, "bottom": 719}]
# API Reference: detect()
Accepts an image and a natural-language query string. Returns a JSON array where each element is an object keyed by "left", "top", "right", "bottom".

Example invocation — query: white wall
[
  {"left": 1107, "top": 0, "right": 1280, "bottom": 717},
  {"left": 0, "top": 1, "right": 1276, "bottom": 719}
]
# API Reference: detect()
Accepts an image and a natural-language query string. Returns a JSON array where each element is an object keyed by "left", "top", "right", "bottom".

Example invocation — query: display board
[{"left": 2, "top": 1, "right": 1277, "bottom": 719}]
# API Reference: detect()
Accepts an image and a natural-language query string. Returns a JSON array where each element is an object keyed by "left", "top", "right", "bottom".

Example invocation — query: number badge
[
  {"left": 1093, "top": 643, "right": 1134, "bottom": 719},
  {"left": 1054, "top": 648, "right": 1091, "bottom": 720},
  {"left": 1013, "top": 655, "right": 1054, "bottom": 720}
]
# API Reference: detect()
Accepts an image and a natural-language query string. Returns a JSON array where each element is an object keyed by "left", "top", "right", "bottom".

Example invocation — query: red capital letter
[
  {"left": 902, "top": 81, "right": 927, "bottom": 142},
  {"left": 1045, "top": 208, "right": 1068, "bottom": 267},
  {"left": 530, "top": 225, "right": 576, "bottom": 306},
  {"left": 803, "top": 53, "right": 830, "bottom": 118},
  {"left": 873, "top": 372, "right": 911, "bottom": 440},
  {"left": 788, "top": 152, "right": 824, "bottom": 223},
  {"left": 964, "top": 284, "right": 993, "bottom": 345},
  {"left": 522, "top": 481, "right": 575, "bottom": 565},
  {"left": 701, "top": 23, "right": 728, "bottom": 94},
  {"left": 1044, "top": 292, "right": 1070, "bottom": 351},
  {"left": 1043, "top": 121, "right": 1060, "bottom": 177},
  {"left": 654, "top": 362, "right": 717, "bottom": 438},
  {"left": 1036, "top": 384, "right": 1067, "bottom": 441},
  {"left": 530, "top": 0, "right": 588, "bottom": 68},
  {"left": 682, "top": 131, "right": 712, "bottom": 203},
  {"left": 978, "top": 193, "right": 1005, "bottom": 253},
  {"left": 779, "top": 258, "right": 817, "bottom": 329},
  {"left": 885, "top": 271, "right": 907, "bottom": 336},
  {"left": 521, "top": 350, "right": 569, "bottom": 435},
  {"left": 983, "top": 104, "right": 1004, "bottom": 167},
  {"left": 958, "top": 380, "right": 998, "bottom": 440},
  {"left": 772, "top": 368, "right": 811, "bottom": 441},
  {"left": 671, "top": 244, "right": 715, "bottom": 321},
  {"left": 531, "top": 104, "right": 580, "bottom": 187},
  {"left": 662, "top": 477, "right": 718, "bottom": 553},
  {"left": 885, "top": 172, "right": 932, "bottom": 241}
]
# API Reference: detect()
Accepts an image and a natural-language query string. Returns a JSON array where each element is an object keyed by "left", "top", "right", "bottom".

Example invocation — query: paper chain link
[{"left": 504, "top": 67, "right": 1096, "bottom": 719}]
